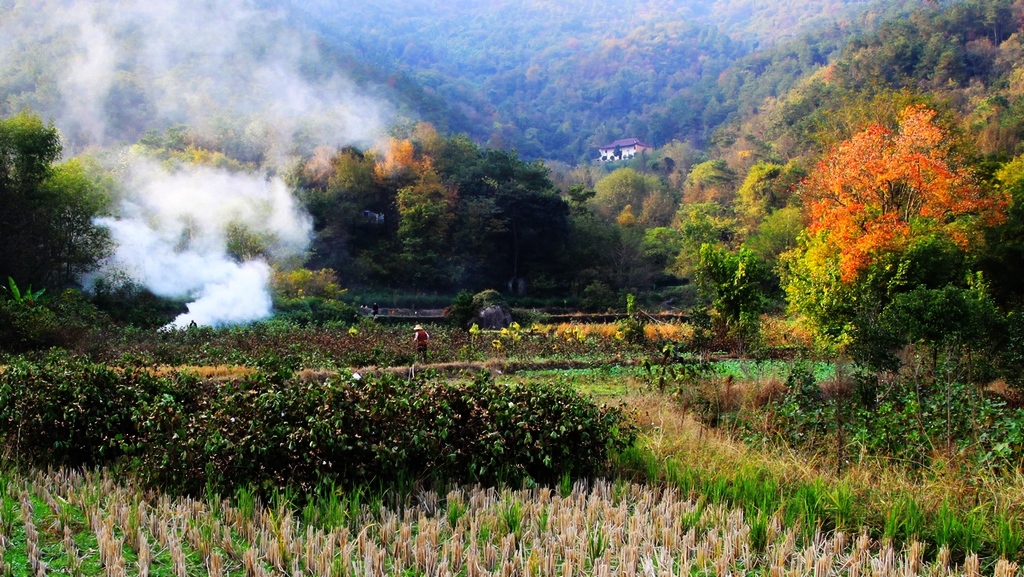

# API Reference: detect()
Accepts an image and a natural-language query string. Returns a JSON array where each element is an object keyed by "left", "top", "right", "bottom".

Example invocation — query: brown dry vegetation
[
  {"left": 627, "top": 380, "right": 1024, "bottom": 557},
  {"left": 3, "top": 465, "right": 1021, "bottom": 577}
]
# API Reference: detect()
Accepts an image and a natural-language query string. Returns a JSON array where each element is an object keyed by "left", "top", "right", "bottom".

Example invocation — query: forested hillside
[
  {"left": 0, "top": 0, "right": 955, "bottom": 163},
  {"left": 5, "top": 0, "right": 1024, "bottom": 321},
  {"left": 285, "top": 0, "right": 954, "bottom": 161}
]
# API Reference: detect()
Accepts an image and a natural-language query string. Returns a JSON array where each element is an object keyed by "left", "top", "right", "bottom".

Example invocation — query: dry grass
[
  {"left": 147, "top": 365, "right": 255, "bottom": 379},
  {"left": 535, "top": 322, "right": 693, "bottom": 342},
  {"left": 623, "top": 385, "right": 1024, "bottom": 560},
  {"left": 2, "top": 467, "right": 1018, "bottom": 576},
  {"left": 759, "top": 315, "right": 816, "bottom": 350}
]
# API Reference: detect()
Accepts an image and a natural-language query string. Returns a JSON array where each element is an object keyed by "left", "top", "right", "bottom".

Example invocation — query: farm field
[
  {"left": 2, "top": 466, "right": 1020, "bottom": 577},
  {"left": 7, "top": 0, "right": 1024, "bottom": 574},
  {"left": 2, "top": 322, "right": 1024, "bottom": 576}
]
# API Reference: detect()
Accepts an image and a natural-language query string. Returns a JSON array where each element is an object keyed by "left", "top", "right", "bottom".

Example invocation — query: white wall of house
[{"left": 598, "top": 144, "right": 648, "bottom": 161}]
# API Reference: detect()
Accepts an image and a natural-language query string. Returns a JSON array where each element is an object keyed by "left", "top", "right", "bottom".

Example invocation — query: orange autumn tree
[
  {"left": 785, "top": 105, "right": 1009, "bottom": 354},
  {"left": 802, "top": 104, "right": 1007, "bottom": 283}
]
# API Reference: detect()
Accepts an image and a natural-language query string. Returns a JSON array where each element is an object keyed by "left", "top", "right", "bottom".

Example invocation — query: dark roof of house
[{"left": 598, "top": 138, "right": 652, "bottom": 150}]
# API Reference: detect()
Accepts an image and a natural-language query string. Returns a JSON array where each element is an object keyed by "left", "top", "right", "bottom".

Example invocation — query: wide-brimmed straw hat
[{"left": 414, "top": 325, "right": 424, "bottom": 331}]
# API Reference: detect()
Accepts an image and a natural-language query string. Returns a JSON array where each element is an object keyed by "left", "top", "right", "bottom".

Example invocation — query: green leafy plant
[
  {"left": 617, "top": 293, "right": 646, "bottom": 345},
  {"left": 4, "top": 277, "right": 45, "bottom": 304},
  {"left": 0, "top": 355, "right": 637, "bottom": 494}
]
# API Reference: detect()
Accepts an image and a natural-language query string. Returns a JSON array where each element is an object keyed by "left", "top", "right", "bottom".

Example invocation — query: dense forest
[
  {"left": 3, "top": 0, "right": 1024, "bottom": 340},
  {"left": 285, "top": 0, "right": 964, "bottom": 162}
]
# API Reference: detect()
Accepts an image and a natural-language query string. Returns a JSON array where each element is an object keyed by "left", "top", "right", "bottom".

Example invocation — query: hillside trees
[
  {"left": 980, "top": 154, "right": 1024, "bottom": 305},
  {"left": 695, "top": 244, "right": 774, "bottom": 352},
  {"left": 729, "top": 0, "right": 1024, "bottom": 165},
  {"left": 0, "top": 112, "right": 112, "bottom": 288},
  {"left": 395, "top": 162, "right": 456, "bottom": 288},
  {"left": 295, "top": 127, "right": 570, "bottom": 293},
  {"left": 591, "top": 167, "right": 674, "bottom": 226},
  {"left": 784, "top": 105, "right": 1008, "bottom": 367}
]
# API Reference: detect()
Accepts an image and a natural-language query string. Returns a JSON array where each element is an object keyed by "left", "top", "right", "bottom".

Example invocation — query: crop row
[
  {"left": 1, "top": 468, "right": 1019, "bottom": 577},
  {"left": 59, "top": 321, "right": 661, "bottom": 371},
  {"left": 0, "top": 352, "right": 635, "bottom": 494}
]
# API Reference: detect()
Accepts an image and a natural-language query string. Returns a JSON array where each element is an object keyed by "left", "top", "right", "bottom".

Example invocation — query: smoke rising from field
[
  {"left": 96, "top": 158, "right": 313, "bottom": 327},
  {"left": 0, "top": 0, "right": 392, "bottom": 325}
]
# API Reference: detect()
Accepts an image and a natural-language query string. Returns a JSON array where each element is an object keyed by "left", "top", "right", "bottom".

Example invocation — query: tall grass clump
[{"left": 614, "top": 386, "right": 1024, "bottom": 569}]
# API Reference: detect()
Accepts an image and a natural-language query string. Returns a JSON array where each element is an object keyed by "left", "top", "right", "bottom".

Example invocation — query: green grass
[
  {"left": 517, "top": 359, "right": 836, "bottom": 395},
  {"left": 514, "top": 365, "right": 638, "bottom": 396},
  {"left": 712, "top": 359, "right": 835, "bottom": 382},
  {"left": 611, "top": 441, "right": 1024, "bottom": 567}
]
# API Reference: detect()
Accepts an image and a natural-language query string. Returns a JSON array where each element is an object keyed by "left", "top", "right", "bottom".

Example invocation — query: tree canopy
[{"left": 0, "top": 112, "right": 112, "bottom": 288}]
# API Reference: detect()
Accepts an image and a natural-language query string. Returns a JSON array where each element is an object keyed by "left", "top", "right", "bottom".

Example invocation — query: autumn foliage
[{"left": 800, "top": 105, "right": 1009, "bottom": 283}]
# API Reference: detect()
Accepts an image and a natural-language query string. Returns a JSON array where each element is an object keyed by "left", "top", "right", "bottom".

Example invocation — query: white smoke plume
[
  {"left": 96, "top": 158, "right": 312, "bottom": 327},
  {"left": 0, "top": 0, "right": 393, "bottom": 326}
]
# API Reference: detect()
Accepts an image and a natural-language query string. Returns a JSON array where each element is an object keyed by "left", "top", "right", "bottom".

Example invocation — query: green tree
[
  {"left": 296, "top": 146, "right": 390, "bottom": 282},
  {"left": 744, "top": 206, "right": 804, "bottom": 265},
  {"left": 784, "top": 105, "right": 1007, "bottom": 367},
  {"left": 0, "top": 112, "right": 112, "bottom": 288},
  {"left": 671, "top": 202, "right": 741, "bottom": 277},
  {"left": 38, "top": 159, "right": 113, "bottom": 286},
  {"left": 734, "top": 160, "right": 804, "bottom": 228},
  {"left": 735, "top": 161, "right": 782, "bottom": 224},
  {"left": 695, "top": 244, "right": 773, "bottom": 352},
  {"left": 395, "top": 166, "right": 455, "bottom": 289},
  {"left": 980, "top": 154, "right": 1024, "bottom": 306},
  {"left": 642, "top": 227, "right": 683, "bottom": 273},
  {"left": 683, "top": 159, "right": 736, "bottom": 204},
  {"left": 437, "top": 144, "right": 569, "bottom": 292},
  {"left": 591, "top": 167, "right": 666, "bottom": 224}
]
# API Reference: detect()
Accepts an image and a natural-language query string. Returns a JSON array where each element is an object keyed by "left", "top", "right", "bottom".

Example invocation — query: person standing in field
[{"left": 413, "top": 324, "right": 430, "bottom": 363}]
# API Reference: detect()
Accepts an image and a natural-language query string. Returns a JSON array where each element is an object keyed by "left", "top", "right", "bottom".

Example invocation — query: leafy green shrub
[
  {"left": 273, "top": 296, "right": 359, "bottom": 325},
  {"left": 135, "top": 370, "right": 636, "bottom": 493},
  {"left": 768, "top": 362, "right": 832, "bottom": 447},
  {"left": 0, "top": 351, "right": 163, "bottom": 465},
  {"left": 472, "top": 289, "right": 505, "bottom": 310},
  {"left": 742, "top": 359, "right": 1024, "bottom": 469},
  {"left": 89, "top": 275, "right": 186, "bottom": 327},
  {"left": 0, "top": 289, "right": 109, "bottom": 354},
  {"left": 580, "top": 281, "right": 616, "bottom": 312},
  {"left": 446, "top": 290, "right": 476, "bottom": 328},
  {"left": 643, "top": 342, "right": 713, "bottom": 392},
  {"left": 510, "top": 307, "right": 546, "bottom": 327},
  {"left": 0, "top": 355, "right": 637, "bottom": 495},
  {"left": 618, "top": 293, "right": 646, "bottom": 344},
  {"left": 0, "top": 298, "right": 61, "bottom": 352},
  {"left": 998, "top": 308, "right": 1024, "bottom": 394}
]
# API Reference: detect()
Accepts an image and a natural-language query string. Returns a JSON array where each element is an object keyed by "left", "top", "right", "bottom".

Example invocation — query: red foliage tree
[{"left": 800, "top": 105, "right": 1008, "bottom": 283}]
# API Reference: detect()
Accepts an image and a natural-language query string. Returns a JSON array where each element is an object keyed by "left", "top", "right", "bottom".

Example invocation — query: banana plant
[{"left": 5, "top": 277, "right": 45, "bottom": 304}]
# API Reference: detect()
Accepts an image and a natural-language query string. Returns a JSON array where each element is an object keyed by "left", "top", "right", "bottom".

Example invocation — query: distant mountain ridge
[
  {"left": 281, "top": 0, "right": 963, "bottom": 161},
  {"left": 0, "top": 0, "right": 967, "bottom": 163}
]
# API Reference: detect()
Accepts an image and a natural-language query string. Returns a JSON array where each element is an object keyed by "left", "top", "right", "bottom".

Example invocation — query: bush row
[
  {"left": 0, "top": 352, "right": 636, "bottom": 494},
  {"left": 751, "top": 363, "right": 1024, "bottom": 469}
]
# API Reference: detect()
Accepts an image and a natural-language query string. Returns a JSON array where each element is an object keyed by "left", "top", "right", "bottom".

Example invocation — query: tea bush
[
  {"left": 0, "top": 351, "right": 165, "bottom": 465},
  {"left": 0, "top": 355, "right": 637, "bottom": 495},
  {"left": 272, "top": 296, "right": 359, "bottom": 325},
  {"left": 138, "top": 370, "right": 637, "bottom": 493},
  {"left": 0, "top": 289, "right": 107, "bottom": 354},
  {"left": 72, "top": 320, "right": 655, "bottom": 369}
]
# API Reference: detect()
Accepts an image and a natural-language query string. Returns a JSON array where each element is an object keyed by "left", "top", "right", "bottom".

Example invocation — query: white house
[{"left": 597, "top": 138, "right": 653, "bottom": 162}]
